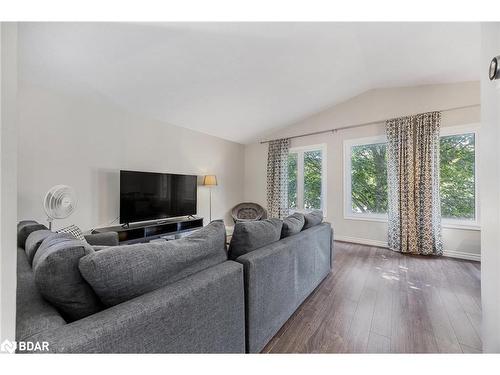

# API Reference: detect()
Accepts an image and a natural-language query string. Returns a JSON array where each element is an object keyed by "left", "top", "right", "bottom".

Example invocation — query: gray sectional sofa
[
  {"left": 16, "top": 220, "right": 245, "bottom": 353},
  {"left": 16, "top": 211, "right": 332, "bottom": 353}
]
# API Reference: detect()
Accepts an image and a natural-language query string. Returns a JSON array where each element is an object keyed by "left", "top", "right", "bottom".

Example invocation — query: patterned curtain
[
  {"left": 386, "top": 111, "right": 443, "bottom": 255},
  {"left": 267, "top": 138, "right": 290, "bottom": 219}
]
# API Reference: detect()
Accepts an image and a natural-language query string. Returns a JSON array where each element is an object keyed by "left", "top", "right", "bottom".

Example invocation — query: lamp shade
[{"left": 203, "top": 175, "right": 217, "bottom": 186}]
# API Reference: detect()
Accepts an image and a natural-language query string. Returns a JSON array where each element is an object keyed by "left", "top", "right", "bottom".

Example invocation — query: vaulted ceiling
[{"left": 19, "top": 22, "right": 480, "bottom": 144}]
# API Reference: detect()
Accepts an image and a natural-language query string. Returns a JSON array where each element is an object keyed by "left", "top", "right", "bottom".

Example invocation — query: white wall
[
  {"left": 480, "top": 22, "right": 500, "bottom": 353},
  {"left": 245, "top": 82, "right": 481, "bottom": 259},
  {"left": 0, "top": 22, "right": 18, "bottom": 342},
  {"left": 17, "top": 84, "right": 245, "bottom": 231}
]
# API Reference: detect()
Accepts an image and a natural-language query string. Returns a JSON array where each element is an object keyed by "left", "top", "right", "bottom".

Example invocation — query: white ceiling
[{"left": 19, "top": 22, "right": 480, "bottom": 144}]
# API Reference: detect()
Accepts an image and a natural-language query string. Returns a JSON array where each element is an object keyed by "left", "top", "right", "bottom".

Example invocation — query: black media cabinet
[{"left": 92, "top": 217, "right": 204, "bottom": 245}]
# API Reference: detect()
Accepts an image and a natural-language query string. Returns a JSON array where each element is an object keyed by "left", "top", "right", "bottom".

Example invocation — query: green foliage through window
[
  {"left": 351, "top": 143, "right": 388, "bottom": 214},
  {"left": 288, "top": 153, "right": 298, "bottom": 209},
  {"left": 304, "top": 150, "right": 322, "bottom": 210},
  {"left": 439, "top": 133, "right": 475, "bottom": 220},
  {"left": 287, "top": 148, "right": 324, "bottom": 211},
  {"left": 348, "top": 133, "right": 476, "bottom": 221}
]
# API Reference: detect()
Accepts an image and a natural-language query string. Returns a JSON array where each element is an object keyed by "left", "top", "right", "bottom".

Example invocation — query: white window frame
[
  {"left": 439, "top": 124, "right": 480, "bottom": 230},
  {"left": 342, "top": 125, "right": 480, "bottom": 231},
  {"left": 288, "top": 144, "right": 327, "bottom": 216},
  {"left": 343, "top": 135, "right": 388, "bottom": 222}
]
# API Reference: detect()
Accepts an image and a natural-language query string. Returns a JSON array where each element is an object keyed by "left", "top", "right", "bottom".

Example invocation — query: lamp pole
[
  {"left": 209, "top": 186, "right": 212, "bottom": 222},
  {"left": 203, "top": 175, "right": 217, "bottom": 224}
]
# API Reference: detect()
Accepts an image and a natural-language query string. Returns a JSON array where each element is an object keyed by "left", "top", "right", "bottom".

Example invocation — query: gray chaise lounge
[
  {"left": 228, "top": 211, "right": 333, "bottom": 353},
  {"left": 236, "top": 223, "right": 332, "bottom": 353}
]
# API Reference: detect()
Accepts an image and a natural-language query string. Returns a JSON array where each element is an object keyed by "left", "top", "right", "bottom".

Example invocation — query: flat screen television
[{"left": 120, "top": 170, "right": 197, "bottom": 224}]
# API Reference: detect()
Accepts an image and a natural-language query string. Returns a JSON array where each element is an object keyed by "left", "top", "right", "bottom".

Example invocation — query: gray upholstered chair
[{"left": 231, "top": 202, "right": 266, "bottom": 223}]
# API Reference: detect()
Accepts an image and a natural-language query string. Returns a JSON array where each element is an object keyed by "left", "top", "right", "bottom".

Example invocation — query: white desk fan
[{"left": 43, "top": 185, "right": 78, "bottom": 230}]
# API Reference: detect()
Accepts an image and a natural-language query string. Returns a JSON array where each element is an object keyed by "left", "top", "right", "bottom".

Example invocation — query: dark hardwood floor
[{"left": 262, "top": 241, "right": 482, "bottom": 353}]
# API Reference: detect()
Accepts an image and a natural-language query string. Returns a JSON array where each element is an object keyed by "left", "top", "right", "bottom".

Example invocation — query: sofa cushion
[
  {"left": 281, "top": 213, "right": 305, "bottom": 238},
  {"left": 79, "top": 221, "right": 227, "bottom": 307},
  {"left": 32, "top": 233, "right": 102, "bottom": 322},
  {"left": 84, "top": 231, "right": 119, "bottom": 247},
  {"left": 18, "top": 221, "right": 48, "bottom": 249},
  {"left": 303, "top": 210, "right": 324, "bottom": 230},
  {"left": 228, "top": 218, "right": 283, "bottom": 260},
  {"left": 25, "top": 229, "right": 53, "bottom": 266},
  {"left": 16, "top": 248, "right": 66, "bottom": 341},
  {"left": 18, "top": 220, "right": 38, "bottom": 227}
]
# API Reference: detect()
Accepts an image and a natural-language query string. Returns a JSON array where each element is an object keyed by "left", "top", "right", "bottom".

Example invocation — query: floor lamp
[{"left": 203, "top": 175, "right": 217, "bottom": 222}]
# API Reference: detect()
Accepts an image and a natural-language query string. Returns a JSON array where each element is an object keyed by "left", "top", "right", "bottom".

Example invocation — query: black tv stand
[{"left": 94, "top": 216, "right": 204, "bottom": 245}]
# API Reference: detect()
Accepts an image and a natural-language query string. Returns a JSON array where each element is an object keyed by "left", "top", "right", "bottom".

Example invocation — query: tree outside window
[
  {"left": 345, "top": 130, "right": 477, "bottom": 223},
  {"left": 288, "top": 153, "right": 298, "bottom": 209},
  {"left": 287, "top": 146, "right": 325, "bottom": 213},
  {"left": 304, "top": 150, "right": 322, "bottom": 210},
  {"left": 439, "top": 133, "right": 475, "bottom": 220},
  {"left": 350, "top": 143, "right": 388, "bottom": 214}
]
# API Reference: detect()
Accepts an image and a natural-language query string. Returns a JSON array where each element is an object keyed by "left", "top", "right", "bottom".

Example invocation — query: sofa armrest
[
  {"left": 84, "top": 232, "right": 119, "bottom": 247},
  {"left": 26, "top": 261, "right": 245, "bottom": 353}
]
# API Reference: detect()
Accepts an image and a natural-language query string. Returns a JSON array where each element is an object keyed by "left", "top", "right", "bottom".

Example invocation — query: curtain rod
[{"left": 259, "top": 104, "right": 480, "bottom": 144}]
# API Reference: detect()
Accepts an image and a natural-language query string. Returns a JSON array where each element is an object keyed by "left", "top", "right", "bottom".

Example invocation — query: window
[
  {"left": 288, "top": 153, "right": 298, "bottom": 209},
  {"left": 351, "top": 142, "right": 388, "bottom": 215},
  {"left": 343, "top": 125, "right": 479, "bottom": 228},
  {"left": 287, "top": 145, "right": 327, "bottom": 214},
  {"left": 344, "top": 136, "right": 388, "bottom": 221},
  {"left": 439, "top": 126, "right": 478, "bottom": 228}
]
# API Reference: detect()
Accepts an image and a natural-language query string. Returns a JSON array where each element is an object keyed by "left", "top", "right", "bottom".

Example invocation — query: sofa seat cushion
[
  {"left": 78, "top": 221, "right": 228, "bottom": 307},
  {"left": 18, "top": 221, "right": 48, "bottom": 249},
  {"left": 228, "top": 218, "right": 283, "bottom": 260},
  {"left": 303, "top": 210, "right": 324, "bottom": 230},
  {"left": 281, "top": 213, "right": 305, "bottom": 238},
  {"left": 33, "top": 233, "right": 103, "bottom": 322},
  {"left": 25, "top": 229, "right": 53, "bottom": 266}
]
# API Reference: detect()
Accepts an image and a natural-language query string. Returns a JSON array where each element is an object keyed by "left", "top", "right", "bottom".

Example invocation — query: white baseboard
[
  {"left": 441, "top": 250, "right": 481, "bottom": 262},
  {"left": 335, "top": 235, "right": 388, "bottom": 249},
  {"left": 335, "top": 235, "right": 481, "bottom": 262}
]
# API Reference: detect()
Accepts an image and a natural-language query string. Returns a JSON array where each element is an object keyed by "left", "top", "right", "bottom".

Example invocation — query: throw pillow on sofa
[
  {"left": 228, "top": 218, "right": 283, "bottom": 260},
  {"left": 281, "top": 213, "right": 305, "bottom": 239},
  {"left": 56, "top": 224, "right": 86, "bottom": 241},
  {"left": 17, "top": 221, "right": 48, "bottom": 249},
  {"left": 303, "top": 210, "right": 324, "bottom": 230},
  {"left": 33, "top": 233, "right": 103, "bottom": 322},
  {"left": 79, "top": 221, "right": 227, "bottom": 307}
]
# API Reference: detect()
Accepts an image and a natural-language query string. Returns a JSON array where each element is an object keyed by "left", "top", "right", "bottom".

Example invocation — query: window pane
[
  {"left": 440, "top": 133, "right": 475, "bottom": 220},
  {"left": 304, "top": 150, "right": 323, "bottom": 210},
  {"left": 288, "top": 153, "right": 298, "bottom": 209},
  {"left": 351, "top": 143, "right": 388, "bottom": 214}
]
